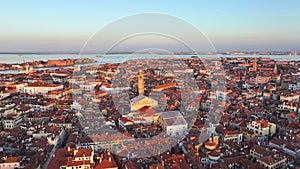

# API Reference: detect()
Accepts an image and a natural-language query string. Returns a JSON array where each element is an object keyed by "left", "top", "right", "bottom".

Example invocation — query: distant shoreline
[{"left": 0, "top": 52, "right": 298, "bottom": 56}]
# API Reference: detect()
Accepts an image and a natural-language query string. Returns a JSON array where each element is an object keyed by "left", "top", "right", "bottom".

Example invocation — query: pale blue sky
[{"left": 0, "top": 0, "right": 299, "bottom": 52}]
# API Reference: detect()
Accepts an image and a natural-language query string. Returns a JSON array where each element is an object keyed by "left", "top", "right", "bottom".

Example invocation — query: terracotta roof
[
  {"left": 153, "top": 83, "right": 176, "bottom": 90},
  {"left": 251, "top": 145, "right": 270, "bottom": 156},
  {"left": 210, "top": 150, "right": 221, "bottom": 157},
  {"left": 119, "top": 117, "right": 133, "bottom": 123},
  {"left": 67, "top": 159, "right": 91, "bottom": 167},
  {"left": 27, "top": 82, "right": 63, "bottom": 87},
  {"left": 4, "top": 157, "right": 19, "bottom": 163},
  {"left": 254, "top": 119, "right": 272, "bottom": 128},
  {"left": 258, "top": 155, "right": 285, "bottom": 165},
  {"left": 95, "top": 159, "right": 116, "bottom": 169},
  {"left": 47, "top": 148, "right": 69, "bottom": 169},
  {"left": 74, "top": 148, "right": 93, "bottom": 158}
]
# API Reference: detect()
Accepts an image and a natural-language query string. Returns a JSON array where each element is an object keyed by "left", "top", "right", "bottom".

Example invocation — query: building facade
[
  {"left": 20, "top": 83, "right": 63, "bottom": 95},
  {"left": 247, "top": 120, "right": 276, "bottom": 136},
  {"left": 157, "top": 111, "right": 188, "bottom": 137}
]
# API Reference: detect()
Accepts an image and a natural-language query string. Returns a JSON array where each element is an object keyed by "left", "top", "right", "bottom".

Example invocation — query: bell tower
[
  {"left": 253, "top": 57, "right": 257, "bottom": 71},
  {"left": 138, "top": 71, "right": 145, "bottom": 95},
  {"left": 274, "top": 64, "right": 278, "bottom": 74}
]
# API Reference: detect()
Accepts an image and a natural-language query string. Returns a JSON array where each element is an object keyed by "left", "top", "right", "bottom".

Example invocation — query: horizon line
[{"left": 0, "top": 50, "right": 299, "bottom": 55}]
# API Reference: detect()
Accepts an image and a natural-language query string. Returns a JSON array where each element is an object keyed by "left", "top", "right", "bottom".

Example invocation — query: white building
[
  {"left": 257, "top": 154, "right": 287, "bottom": 169},
  {"left": 6, "top": 82, "right": 27, "bottom": 92},
  {"left": 288, "top": 83, "right": 299, "bottom": 91},
  {"left": 60, "top": 148, "right": 94, "bottom": 169},
  {"left": 280, "top": 92, "right": 300, "bottom": 102},
  {"left": 247, "top": 120, "right": 276, "bottom": 136},
  {"left": 20, "top": 83, "right": 63, "bottom": 95},
  {"left": 0, "top": 93, "right": 10, "bottom": 100},
  {"left": 157, "top": 111, "right": 188, "bottom": 137},
  {"left": 2, "top": 114, "right": 22, "bottom": 129},
  {"left": 79, "top": 83, "right": 96, "bottom": 91},
  {"left": 278, "top": 101, "right": 298, "bottom": 112},
  {"left": 26, "top": 102, "right": 55, "bottom": 111},
  {"left": 216, "top": 89, "right": 231, "bottom": 101},
  {"left": 222, "top": 130, "right": 243, "bottom": 143},
  {"left": 71, "top": 101, "right": 82, "bottom": 111}
]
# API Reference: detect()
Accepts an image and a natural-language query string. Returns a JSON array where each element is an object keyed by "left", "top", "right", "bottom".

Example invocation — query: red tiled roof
[
  {"left": 206, "top": 141, "right": 217, "bottom": 147},
  {"left": 4, "top": 157, "right": 19, "bottom": 163},
  {"left": 286, "top": 112, "right": 297, "bottom": 119},
  {"left": 258, "top": 155, "right": 284, "bottom": 165},
  {"left": 210, "top": 150, "right": 221, "bottom": 157},
  {"left": 153, "top": 83, "right": 176, "bottom": 90},
  {"left": 95, "top": 159, "right": 116, "bottom": 169},
  {"left": 67, "top": 159, "right": 91, "bottom": 167},
  {"left": 251, "top": 145, "right": 270, "bottom": 156},
  {"left": 255, "top": 119, "right": 271, "bottom": 128},
  {"left": 95, "top": 90, "right": 107, "bottom": 96},
  {"left": 74, "top": 148, "right": 93, "bottom": 158},
  {"left": 47, "top": 148, "right": 69, "bottom": 169},
  {"left": 119, "top": 117, "right": 133, "bottom": 123},
  {"left": 27, "top": 82, "right": 63, "bottom": 87}
]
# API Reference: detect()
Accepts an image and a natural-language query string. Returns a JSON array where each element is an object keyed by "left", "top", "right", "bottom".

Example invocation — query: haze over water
[{"left": 1, "top": 54, "right": 300, "bottom": 65}]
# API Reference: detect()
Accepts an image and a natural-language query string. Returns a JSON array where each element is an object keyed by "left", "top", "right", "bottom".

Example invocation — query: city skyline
[{"left": 1, "top": 0, "right": 300, "bottom": 52}]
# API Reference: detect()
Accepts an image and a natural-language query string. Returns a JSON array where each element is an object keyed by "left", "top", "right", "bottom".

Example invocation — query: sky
[{"left": 0, "top": 0, "right": 300, "bottom": 52}]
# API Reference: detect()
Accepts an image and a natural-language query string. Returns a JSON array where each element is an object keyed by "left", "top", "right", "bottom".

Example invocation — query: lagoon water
[
  {"left": 0, "top": 54, "right": 299, "bottom": 74},
  {"left": 0, "top": 54, "right": 300, "bottom": 64}
]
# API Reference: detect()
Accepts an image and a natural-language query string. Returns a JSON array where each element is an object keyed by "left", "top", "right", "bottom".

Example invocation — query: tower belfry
[
  {"left": 138, "top": 70, "right": 145, "bottom": 95},
  {"left": 253, "top": 57, "right": 257, "bottom": 71},
  {"left": 274, "top": 64, "right": 278, "bottom": 74}
]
